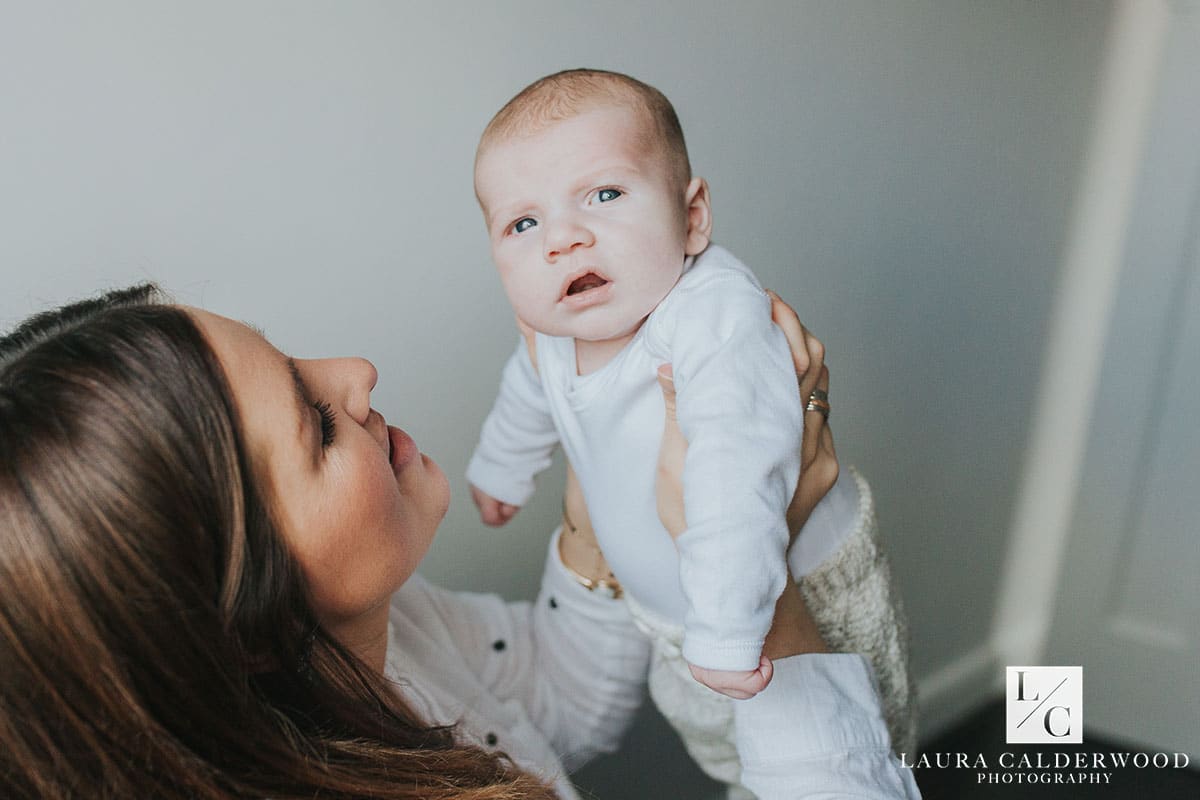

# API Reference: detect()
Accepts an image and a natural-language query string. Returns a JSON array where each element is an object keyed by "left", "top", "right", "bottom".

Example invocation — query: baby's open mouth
[{"left": 565, "top": 272, "right": 608, "bottom": 296}]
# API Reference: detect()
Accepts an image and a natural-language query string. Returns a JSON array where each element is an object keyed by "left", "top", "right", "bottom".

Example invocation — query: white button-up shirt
[{"left": 385, "top": 533, "right": 920, "bottom": 799}]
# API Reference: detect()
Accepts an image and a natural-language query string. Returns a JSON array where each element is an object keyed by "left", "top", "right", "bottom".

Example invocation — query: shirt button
[
  {"left": 548, "top": 597, "right": 558, "bottom": 609},
  {"left": 492, "top": 639, "right": 506, "bottom": 652},
  {"left": 486, "top": 732, "right": 498, "bottom": 747}
]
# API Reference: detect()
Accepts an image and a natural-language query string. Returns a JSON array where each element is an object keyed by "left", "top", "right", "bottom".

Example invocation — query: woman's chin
[{"left": 424, "top": 454, "right": 452, "bottom": 518}]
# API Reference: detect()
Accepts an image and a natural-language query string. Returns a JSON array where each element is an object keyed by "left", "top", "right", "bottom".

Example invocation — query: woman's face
[{"left": 189, "top": 309, "right": 449, "bottom": 629}]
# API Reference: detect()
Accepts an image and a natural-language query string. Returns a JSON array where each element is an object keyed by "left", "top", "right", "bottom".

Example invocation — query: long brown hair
[{"left": 0, "top": 285, "right": 555, "bottom": 799}]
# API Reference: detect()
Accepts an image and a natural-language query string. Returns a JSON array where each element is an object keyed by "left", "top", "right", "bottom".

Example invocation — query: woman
[{"left": 0, "top": 284, "right": 917, "bottom": 798}]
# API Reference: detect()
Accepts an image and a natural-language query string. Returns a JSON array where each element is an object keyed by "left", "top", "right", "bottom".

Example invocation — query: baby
[{"left": 468, "top": 69, "right": 915, "bottom": 785}]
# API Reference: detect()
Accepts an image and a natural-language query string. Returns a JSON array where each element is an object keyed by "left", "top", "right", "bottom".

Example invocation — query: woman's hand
[
  {"left": 655, "top": 290, "right": 839, "bottom": 543},
  {"left": 769, "top": 289, "right": 839, "bottom": 538}
]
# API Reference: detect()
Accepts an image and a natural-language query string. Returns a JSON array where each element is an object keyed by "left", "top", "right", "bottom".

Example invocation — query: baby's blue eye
[
  {"left": 513, "top": 218, "right": 537, "bottom": 234},
  {"left": 597, "top": 188, "right": 622, "bottom": 202}
]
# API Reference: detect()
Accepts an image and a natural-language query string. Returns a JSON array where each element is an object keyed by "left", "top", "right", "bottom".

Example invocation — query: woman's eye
[
  {"left": 596, "top": 188, "right": 622, "bottom": 202},
  {"left": 512, "top": 218, "right": 537, "bottom": 234},
  {"left": 313, "top": 400, "right": 337, "bottom": 448}
]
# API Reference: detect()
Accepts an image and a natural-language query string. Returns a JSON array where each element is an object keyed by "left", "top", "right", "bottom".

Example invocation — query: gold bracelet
[{"left": 559, "top": 503, "right": 623, "bottom": 599}]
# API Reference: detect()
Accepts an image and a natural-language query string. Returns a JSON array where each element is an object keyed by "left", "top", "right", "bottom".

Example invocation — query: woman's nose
[
  {"left": 309, "top": 357, "right": 377, "bottom": 425},
  {"left": 543, "top": 217, "right": 595, "bottom": 261}
]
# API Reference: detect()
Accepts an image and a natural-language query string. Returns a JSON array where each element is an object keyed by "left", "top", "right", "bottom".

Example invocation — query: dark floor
[
  {"left": 571, "top": 700, "right": 724, "bottom": 798},
  {"left": 916, "top": 698, "right": 1200, "bottom": 799}
]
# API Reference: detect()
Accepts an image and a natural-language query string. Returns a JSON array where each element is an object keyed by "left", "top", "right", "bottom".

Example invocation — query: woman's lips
[{"left": 387, "top": 425, "right": 418, "bottom": 473}]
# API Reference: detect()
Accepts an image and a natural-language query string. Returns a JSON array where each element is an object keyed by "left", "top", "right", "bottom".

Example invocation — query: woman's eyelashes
[{"left": 313, "top": 400, "right": 337, "bottom": 448}]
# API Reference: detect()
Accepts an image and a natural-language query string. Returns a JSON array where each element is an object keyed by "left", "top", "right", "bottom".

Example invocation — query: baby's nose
[{"left": 544, "top": 219, "right": 595, "bottom": 260}]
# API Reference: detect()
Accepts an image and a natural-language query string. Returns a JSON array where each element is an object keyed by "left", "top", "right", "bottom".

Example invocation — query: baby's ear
[{"left": 683, "top": 177, "right": 713, "bottom": 256}]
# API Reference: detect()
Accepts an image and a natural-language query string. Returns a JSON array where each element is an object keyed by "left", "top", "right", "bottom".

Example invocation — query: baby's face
[{"left": 475, "top": 105, "right": 693, "bottom": 342}]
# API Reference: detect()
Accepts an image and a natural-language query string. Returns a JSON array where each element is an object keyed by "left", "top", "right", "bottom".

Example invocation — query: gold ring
[{"left": 806, "top": 390, "right": 830, "bottom": 419}]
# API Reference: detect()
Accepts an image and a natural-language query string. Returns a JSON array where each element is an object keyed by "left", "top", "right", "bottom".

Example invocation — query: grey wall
[{"left": 0, "top": 0, "right": 1110, "bottom": 793}]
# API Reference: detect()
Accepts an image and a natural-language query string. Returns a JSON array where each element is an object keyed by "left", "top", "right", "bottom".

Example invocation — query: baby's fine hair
[{"left": 478, "top": 68, "right": 692, "bottom": 190}]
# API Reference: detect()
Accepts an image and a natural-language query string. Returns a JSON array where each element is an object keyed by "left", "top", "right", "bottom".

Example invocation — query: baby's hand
[
  {"left": 470, "top": 484, "right": 520, "bottom": 527},
  {"left": 688, "top": 656, "right": 774, "bottom": 700}
]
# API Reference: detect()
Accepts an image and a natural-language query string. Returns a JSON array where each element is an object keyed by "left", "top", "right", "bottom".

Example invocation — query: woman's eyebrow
[
  {"left": 242, "top": 321, "right": 268, "bottom": 339},
  {"left": 285, "top": 357, "right": 311, "bottom": 415},
  {"left": 238, "top": 321, "right": 312, "bottom": 449},
  {"left": 285, "top": 357, "right": 316, "bottom": 448}
]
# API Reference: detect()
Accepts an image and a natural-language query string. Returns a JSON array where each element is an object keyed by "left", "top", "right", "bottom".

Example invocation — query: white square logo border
[{"left": 1005, "top": 666, "right": 1083, "bottom": 744}]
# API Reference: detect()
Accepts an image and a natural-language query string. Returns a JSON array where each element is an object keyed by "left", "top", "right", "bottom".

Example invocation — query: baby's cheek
[
  {"left": 496, "top": 269, "right": 531, "bottom": 309},
  {"left": 505, "top": 276, "right": 555, "bottom": 326}
]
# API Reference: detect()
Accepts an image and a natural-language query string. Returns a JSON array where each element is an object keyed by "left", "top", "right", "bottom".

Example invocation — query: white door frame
[{"left": 991, "top": 0, "right": 1172, "bottom": 671}]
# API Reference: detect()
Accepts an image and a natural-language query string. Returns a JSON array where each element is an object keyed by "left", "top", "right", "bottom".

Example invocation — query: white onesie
[{"left": 468, "top": 244, "right": 851, "bottom": 672}]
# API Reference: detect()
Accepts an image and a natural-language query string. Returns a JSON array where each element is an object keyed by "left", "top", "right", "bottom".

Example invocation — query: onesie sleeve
[
  {"left": 466, "top": 338, "right": 560, "bottom": 506},
  {"left": 735, "top": 654, "right": 922, "bottom": 798},
  {"left": 655, "top": 273, "right": 803, "bottom": 672}
]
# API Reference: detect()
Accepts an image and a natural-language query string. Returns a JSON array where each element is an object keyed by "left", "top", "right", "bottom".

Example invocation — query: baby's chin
[
  {"left": 527, "top": 292, "right": 668, "bottom": 343},
  {"left": 544, "top": 312, "right": 648, "bottom": 344}
]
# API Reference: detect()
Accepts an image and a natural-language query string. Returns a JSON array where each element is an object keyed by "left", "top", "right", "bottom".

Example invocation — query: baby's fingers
[
  {"left": 481, "top": 502, "right": 512, "bottom": 527},
  {"left": 748, "top": 655, "right": 774, "bottom": 696},
  {"left": 472, "top": 485, "right": 519, "bottom": 527},
  {"left": 688, "top": 658, "right": 774, "bottom": 699}
]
